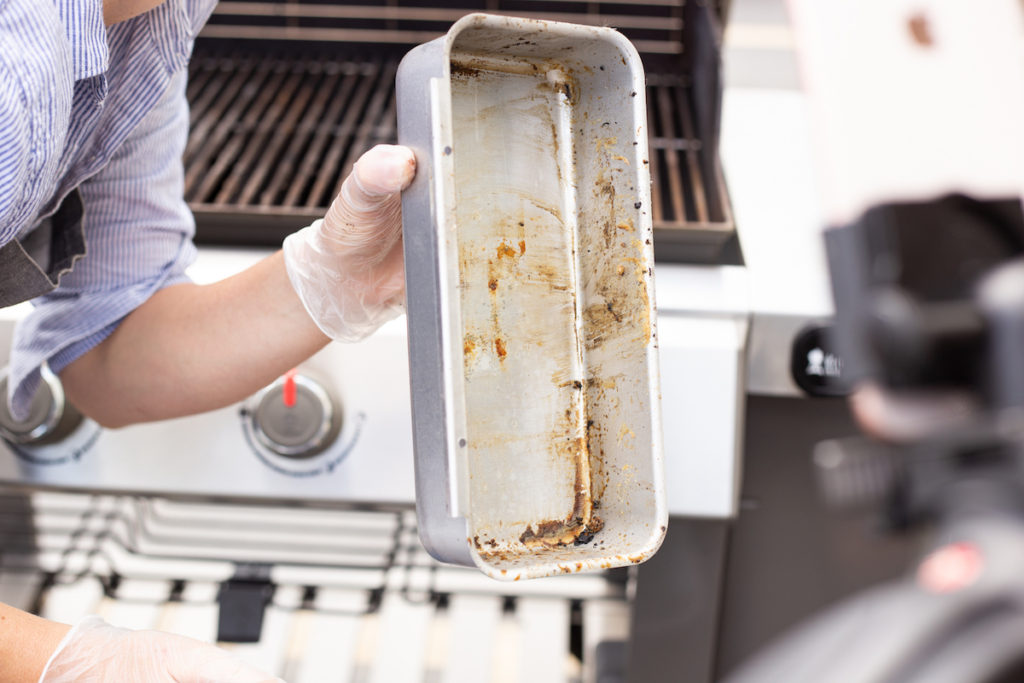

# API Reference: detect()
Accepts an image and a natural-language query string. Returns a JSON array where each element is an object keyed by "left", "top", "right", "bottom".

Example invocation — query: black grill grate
[
  {"left": 203, "top": 0, "right": 687, "bottom": 56},
  {"left": 185, "top": 45, "right": 733, "bottom": 260},
  {"left": 185, "top": 51, "right": 398, "bottom": 225},
  {"left": 646, "top": 73, "right": 734, "bottom": 258}
]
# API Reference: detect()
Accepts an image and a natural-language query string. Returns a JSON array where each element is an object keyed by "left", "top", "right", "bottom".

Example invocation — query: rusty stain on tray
[
  {"left": 448, "top": 42, "right": 656, "bottom": 573},
  {"left": 587, "top": 166, "right": 653, "bottom": 351},
  {"left": 496, "top": 241, "right": 518, "bottom": 259}
]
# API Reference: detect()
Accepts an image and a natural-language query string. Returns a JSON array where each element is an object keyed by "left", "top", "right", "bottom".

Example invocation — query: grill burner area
[
  {"left": 185, "top": 50, "right": 399, "bottom": 239},
  {"left": 186, "top": 45, "right": 733, "bottom": 262}
]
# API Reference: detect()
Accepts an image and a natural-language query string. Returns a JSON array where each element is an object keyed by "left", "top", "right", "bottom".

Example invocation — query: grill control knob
[
  {"left": 0, "top": 366, "right": 83, "bottom": 445},
  {"left": 250, "top": 372, "right": 341, "bottom": 459}
]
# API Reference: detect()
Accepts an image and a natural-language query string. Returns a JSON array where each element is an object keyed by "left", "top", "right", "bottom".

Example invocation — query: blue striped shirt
[{"left": 1, "top": 0, "right": 216, "bottom": 418}]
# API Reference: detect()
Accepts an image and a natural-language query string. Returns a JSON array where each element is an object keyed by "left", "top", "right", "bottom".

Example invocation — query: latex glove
[
  {"left": 39, "top": 616, "right": 283, "bottom": 683},
  {"left": 283, "top": 144, "right": 416, "bottom": 342}
]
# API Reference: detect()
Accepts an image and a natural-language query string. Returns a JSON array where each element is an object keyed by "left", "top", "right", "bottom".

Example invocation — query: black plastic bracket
[{"left": 217, "top": 563, "right": 274, "bottom": 643}]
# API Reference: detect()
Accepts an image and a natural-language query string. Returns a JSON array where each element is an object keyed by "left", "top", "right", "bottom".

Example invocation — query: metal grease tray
[{"left": 398, "top": 14, "right": 665, "bottom": 580}]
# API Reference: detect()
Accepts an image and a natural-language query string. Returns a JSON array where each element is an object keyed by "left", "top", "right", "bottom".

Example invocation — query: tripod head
[
  {"left": 723, "top": 1, "right": 1024, "bottom": 680},
  {"left": 828, "top": 195, "right": 1024, "bottom": 409},
  {"left": 728, "top": 197, "right": 1024, "bottom": 683},
  {"left": 817, "top": 196, "right": 1024, "bottom": 531}
]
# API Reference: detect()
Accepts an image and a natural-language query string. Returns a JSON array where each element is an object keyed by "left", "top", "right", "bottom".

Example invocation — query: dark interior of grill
[{"left": 186, "top": 0, "right": 738, "bottom": 264}]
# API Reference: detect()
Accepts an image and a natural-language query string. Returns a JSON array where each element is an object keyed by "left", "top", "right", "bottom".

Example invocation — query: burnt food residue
[{"left": 519, "top": 426, "right": 603, "bottom": 549}]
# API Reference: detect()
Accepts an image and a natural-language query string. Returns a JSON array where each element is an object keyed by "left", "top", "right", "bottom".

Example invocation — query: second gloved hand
[
  {"left": 38, "top": 615, "right": 283, "bottom": 682},
  {"left": 283, "top": 144, "right": 416, "bottom": 342}
]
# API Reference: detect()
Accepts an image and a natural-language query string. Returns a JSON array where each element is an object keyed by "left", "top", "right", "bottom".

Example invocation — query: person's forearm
[
  {"left": 61, "top": 250, "right": 330, "bottom": 428},
  {"left": 0, "top": 603, "right": 69, "bottom": 682}
]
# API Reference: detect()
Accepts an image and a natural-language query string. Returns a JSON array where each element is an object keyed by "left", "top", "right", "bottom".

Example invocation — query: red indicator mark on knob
[{"left": 283, "top": 369, "right": 298, "bottom": 408}]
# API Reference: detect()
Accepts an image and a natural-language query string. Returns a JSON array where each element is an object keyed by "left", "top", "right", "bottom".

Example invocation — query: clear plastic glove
[
  {"left": 39, "top": 616, "right": 283, "bottom": 683},
  {"left": 283, "top": 144, "right": 416, "bottom": 342}
]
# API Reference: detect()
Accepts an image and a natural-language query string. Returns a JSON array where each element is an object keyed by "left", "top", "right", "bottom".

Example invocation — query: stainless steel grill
[
  {"left": 1, "top": 489, "right": 630, "bottom": 681},
  {"left": 185, "top": 0, "right": 734, "bottom": 263},
  {"left": 0, "top": 5, "right": 742, "bottom": 679}
]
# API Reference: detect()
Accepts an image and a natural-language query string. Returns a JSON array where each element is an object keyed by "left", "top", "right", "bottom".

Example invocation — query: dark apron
[{"left": 0, "top": 189, "right": 86, "bottom": 308}]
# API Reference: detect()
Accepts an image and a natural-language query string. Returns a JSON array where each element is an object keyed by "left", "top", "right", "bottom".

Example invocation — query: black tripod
[{"left": 727, "top": 195, "right": 1024, "bottom": 683}]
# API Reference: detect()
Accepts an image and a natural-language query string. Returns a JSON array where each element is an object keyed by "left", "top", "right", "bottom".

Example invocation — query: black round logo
[{"left": 791, "top": 325, "right": 849, "bottom": 397}]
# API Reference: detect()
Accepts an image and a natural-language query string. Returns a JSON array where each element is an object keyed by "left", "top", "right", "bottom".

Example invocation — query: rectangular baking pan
[{"left": 398, "top": 13, "right": 666, "bottom": 580}]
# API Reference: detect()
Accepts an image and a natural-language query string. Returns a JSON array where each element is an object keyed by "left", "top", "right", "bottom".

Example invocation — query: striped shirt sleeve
[
  {"left": 0, "top": 0, "right": 73, "bottom": 244},
  {"left": 8, "top": 69, "right": 197, "bottom": 416},
  {"left": 0, "top": 72, "right": 31, "bottom": 246}
]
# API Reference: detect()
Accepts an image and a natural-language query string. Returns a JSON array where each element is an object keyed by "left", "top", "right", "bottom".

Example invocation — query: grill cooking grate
[
  {"left": 204, "top": 0, "right": 687, "bottom": 56},
  {"left": 186, "top": 46, "right": 733, "bottom": 260},
  {"left": 185, "top": 50, "right": 398, "bottom": 227}
]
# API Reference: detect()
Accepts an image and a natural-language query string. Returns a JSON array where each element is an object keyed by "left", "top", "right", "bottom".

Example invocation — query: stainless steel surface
[
  {"left": 0, "top": 250, "right": 745, "bottom": 523},
  {"left": 392, "top": 27, "right": 466, "bottom": 568},
  {"left": 722, "top": 89, "right": 834, "bottom": 397},
  {"left": 249, "top": 373, "right": 341, "bottom": 459},
  {"left": 0, "top": 304, "right": 416, "bottom": 502},
  {"left": 398, "top": 14, "right": 664, "bottom": 580},
  {"left": 0, "top": 489, "right": 631, "bottom": 682},
  {"left": 0, "top": 366, "right": 68, "bottom": 445}
]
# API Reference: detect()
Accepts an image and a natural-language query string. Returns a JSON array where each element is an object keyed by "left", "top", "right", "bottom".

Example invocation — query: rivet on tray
[{"left": 458, "top": 438, "right": 467, "bottom": 447}]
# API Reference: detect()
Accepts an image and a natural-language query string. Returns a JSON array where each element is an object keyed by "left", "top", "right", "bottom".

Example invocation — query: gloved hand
[
  {"left": 283, "top": 144, "right": 416, "bottom": 342},
  {"left": 39, "top": 616, "right": 283, "bottom": 683}
]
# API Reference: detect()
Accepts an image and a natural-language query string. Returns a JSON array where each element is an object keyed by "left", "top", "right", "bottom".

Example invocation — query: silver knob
[
  {"left": 0, "top": 366, "right": 82, "bottom": 445},
  {"left": 250, "top": 373, "right": 341, "bottom": 459}
]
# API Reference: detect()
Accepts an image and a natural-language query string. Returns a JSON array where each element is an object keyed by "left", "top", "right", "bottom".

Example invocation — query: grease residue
[{"left": 448, "top": 40, "right": 656, "bottom": 576}]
